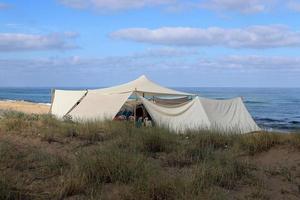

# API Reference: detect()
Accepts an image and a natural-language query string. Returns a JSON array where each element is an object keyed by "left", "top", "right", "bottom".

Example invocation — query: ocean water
[{"left": 0, "top": 87, "right": 299, "bottom": 131}]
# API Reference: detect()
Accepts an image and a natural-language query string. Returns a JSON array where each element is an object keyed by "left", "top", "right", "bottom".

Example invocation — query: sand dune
[{"left": 0, "top": 100, "right": 50, "bottom": 114}]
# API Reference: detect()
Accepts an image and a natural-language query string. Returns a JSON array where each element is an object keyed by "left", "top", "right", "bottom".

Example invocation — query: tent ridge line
[
  {"left": 132, "top": 90, "right": 196, "bottom": 96},
  {"left": 103, "top": 90, "right": 195, "bottom": 96}
]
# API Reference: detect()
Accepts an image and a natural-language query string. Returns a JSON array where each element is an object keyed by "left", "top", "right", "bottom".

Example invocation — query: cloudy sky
[{"left": 1, "top": 0, "right": 300, "bottom": 87}]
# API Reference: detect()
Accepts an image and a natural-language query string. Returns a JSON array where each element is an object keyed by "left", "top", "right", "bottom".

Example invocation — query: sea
[{"left": 0, "top": 87, "right": 299, "bottom": 132}]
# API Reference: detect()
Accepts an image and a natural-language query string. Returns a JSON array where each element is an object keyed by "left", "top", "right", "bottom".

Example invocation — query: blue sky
[{"left": 1, "top": 0, "right": 300, "bottom": 87}]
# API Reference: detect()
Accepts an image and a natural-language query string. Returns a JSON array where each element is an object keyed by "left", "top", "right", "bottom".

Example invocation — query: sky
[{"left": 0, "top": 0, "right": 300, "bottom": 87}]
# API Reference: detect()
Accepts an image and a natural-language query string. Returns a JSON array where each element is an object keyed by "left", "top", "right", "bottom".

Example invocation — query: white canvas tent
[
  {"left": 50, "top": 75, "right": 260, "bottom": 134},
  {"left": 140, "top": 96, "right": 260, "bottom": 133}
]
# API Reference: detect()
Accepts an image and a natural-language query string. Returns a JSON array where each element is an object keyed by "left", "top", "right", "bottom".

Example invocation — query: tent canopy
[{"left": 90, "top": 75, "right": 194, "bottom": 96}]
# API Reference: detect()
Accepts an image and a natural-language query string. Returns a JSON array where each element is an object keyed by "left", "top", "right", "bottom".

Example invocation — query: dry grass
[{"left": 0, "top": 111, "right": 300, "bottom": 199}]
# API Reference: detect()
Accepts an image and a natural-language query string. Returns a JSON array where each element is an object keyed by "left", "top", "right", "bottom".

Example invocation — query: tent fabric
[
  {"left": 140, "top": 96, "right": 211, "bottom": 133},
  {"left": 200, "top": 97, "right": 261, "bottom": 134},
  {"left": 154, "top": 96, "right": 191, "bottom": 106},
  {"left": 90, "top": 75, "right": 193, "bottom": 96},
  {"left": 68, "top": 92, "right": 132, "bottom": 121},
  {"left": 51, "top": 90, "right": 87, "bottom": 118},
  {"left": 140, "top": 96, "right": 260, "bottom": 134}
]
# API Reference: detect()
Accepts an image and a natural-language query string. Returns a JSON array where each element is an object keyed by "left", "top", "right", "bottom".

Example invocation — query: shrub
[
  {"left": 237, "top": 132, "right": 282, "bottom": 155},
  {"left": 285, "top": 133, "right": 300, "bottom": 149},
  {"left": 125, "top": 171, "right": 182, "bottom": 200},
  {"left": 75, "top": 121, "right": 108, "bottom": 142},
  {"left": 192, "top": 152, "right": 251, "bottom": 191},
  {"left": 140, "top": 128, "right": 179, "bottom": 154},
  {"left": 81, "top": 149, "right": 147, "bottom": 184},
  {"left": 59, "top": 147, "right": 151, "bottom": 198},
  {"left": 0, "top": 176, "right": 27, "bottom": 200}
]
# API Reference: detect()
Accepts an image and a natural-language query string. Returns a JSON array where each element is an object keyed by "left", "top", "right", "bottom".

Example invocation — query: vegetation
[{"left": 0, "top": 111, "right": 300, "bottom": 199}]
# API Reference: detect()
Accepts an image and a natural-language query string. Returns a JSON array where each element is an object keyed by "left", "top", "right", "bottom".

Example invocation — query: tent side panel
[
  {"left": 200, "top": 97, "right": 260, "bottom": 134},
  {"left": 69, "top": 92, "right": 132, "bottom": 121},
  {"left": 51, "top": 90, "right": 87, "bottom": 118},
  {"left": 140, "top": 96, "right": 211, "bottom": 133}
]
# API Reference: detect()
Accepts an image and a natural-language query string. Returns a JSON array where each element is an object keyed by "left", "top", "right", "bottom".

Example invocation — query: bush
[
  {"left": 140, "top": 128, "right": 179, "bottom": 154},
  {"left": 81, "top": 149, "right": 147, "bottom": 184},
  {"left": 0, "top": 176, "right": 27, "bottom": 200},
  {"left": 125, "top": 171, "right": 183, "bottom": 200},
  {"left": 59, "top": 146, "right": 151, "bottom": 198},
  {"left": 237, "top": 132, "right": 282, "bottom": 155},
  {"left": 188, "top": 131, "right": 237, "bottom": 149},
  {"left": 192, "top": 152, "right": 251, "bottom": 191}
]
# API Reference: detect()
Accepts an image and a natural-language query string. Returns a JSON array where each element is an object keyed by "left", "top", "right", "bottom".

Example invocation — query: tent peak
[
  {"left": 137, "top": 74, "right": 148, "bottom": 80},
  {"left": 90, "top": 74, "right": 195, "bottom": 96}
]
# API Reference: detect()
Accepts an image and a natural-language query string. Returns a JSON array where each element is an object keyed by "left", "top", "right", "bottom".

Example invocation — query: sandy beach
[{"left": 0, "top": 100, "right": 50, "bottom": 114}]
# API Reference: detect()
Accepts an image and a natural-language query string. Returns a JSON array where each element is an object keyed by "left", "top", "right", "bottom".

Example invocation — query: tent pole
[
  {"left": 49, "top": 88, "right": 55, "bottom": 114},
  {"left": 134, "top": 89, "right": 137, "bottom": 126}
]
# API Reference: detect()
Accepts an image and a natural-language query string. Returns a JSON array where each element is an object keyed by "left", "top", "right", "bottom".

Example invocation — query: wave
[
  {"left": 255, "top": 117, "right": 300, "bottom": 131},
  {"left": 255, "top": 117, "right": 284, "bottom": 123},
  {"left": 289, "top": 121, "right": 300, "bottom": 124},
  {"left": 244, "top": 100, "right": 266, "bottom": 104}
]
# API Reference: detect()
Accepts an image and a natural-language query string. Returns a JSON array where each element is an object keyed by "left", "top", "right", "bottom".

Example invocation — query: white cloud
[
  {"left": 57, "top": 0, "right": 300, "bottom": 14},
  {"left": 2, "top": 54, "right": 299, "bottom": 87},
  {"left": 287, "top": 0, "right": 300, "bottom": 12},
  {"left": 201, "top": 0, "right": 270, "bottom": 14},
  {"left": 111, "top": 25, "right": 300, "bottom": 49},
  {"left": 0, "top": 47, "right": 197, "bottom": 73},
  {"left": 0, "top": 32, "right": 79, "bottom": 52},
  {"left": 132, "top": 47, "right": 199, "bottom": 58},
  {"left": 217, "top": 55, "right": 300, "bottom": 71},
  {"left": 58, "top": 0, "right": 280, "bottom": 14},
  {"left": 0, "top": 2, "right": 10, "bottom": 10},
  {"left": 1, "top": 53, "right": 300, "bottom": 73},
  {"left": 59, "top": 0, "right": 175, "bottom": 11}
]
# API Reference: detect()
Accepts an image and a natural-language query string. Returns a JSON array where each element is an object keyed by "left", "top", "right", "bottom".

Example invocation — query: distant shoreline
[
  {"left": 0, "top": 100, "right": 50, "bottom": 114},
  {"left": 0, "top": 99, "right": 51, "bottom": 105}
]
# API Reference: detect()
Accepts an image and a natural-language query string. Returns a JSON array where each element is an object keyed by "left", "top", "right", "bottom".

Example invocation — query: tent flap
[
  {"left": 200, "top": 97, "right": 261, "bottom": 134},
  {"left": 51, "top": 90, "right": 87, "bottom": 118},
  {"left": 68, "top": 92, "right": 132, "bottom": 121},
  {"left": 140, "top": 96, "right": 211, "bottom": 133}
]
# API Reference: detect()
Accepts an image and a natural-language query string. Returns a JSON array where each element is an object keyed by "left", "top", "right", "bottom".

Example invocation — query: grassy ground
[{"left": 0, "top": 112, "right": 300, "bottom": 199}]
